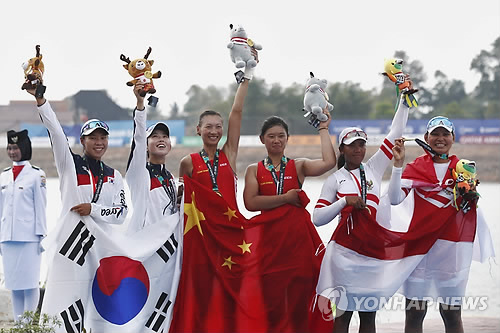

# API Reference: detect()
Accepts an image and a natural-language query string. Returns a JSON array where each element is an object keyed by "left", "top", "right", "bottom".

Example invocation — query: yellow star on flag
[
  {"left": 184, "top": 192, "right": 205, "bottom": 235},
  {"left": 237, "top": 240, "right": 252, "bottom": 254},
  {"left": 222, "top": 256, "right": 236, "bottom": 270},
  {"left": 223, "top": 207, "right": 238, "bottom": 221}
]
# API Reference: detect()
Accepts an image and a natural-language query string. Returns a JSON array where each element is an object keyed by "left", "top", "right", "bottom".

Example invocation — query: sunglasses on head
[
  {"left": 427, "top": 116, "right": 454, "bottom": 131},
  {"left": 81, "top": 120, "right": 109, "bottom": 135},
  {"left": 342, "top": 129, "right": 368, "bottom": 143}
]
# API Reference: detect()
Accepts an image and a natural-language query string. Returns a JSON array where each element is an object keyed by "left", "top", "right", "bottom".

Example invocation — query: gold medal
[
  {"left": 247, "top": 38, "right": 254, "bottom": 47},
  {"left": 144, "top": 71, "right": 153, "bottom": 79}
]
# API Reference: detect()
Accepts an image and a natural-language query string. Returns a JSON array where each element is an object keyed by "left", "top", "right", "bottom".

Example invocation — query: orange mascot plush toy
[
  {"left": 120, "top": 47, "right": 161, "bottom": 106},
  {"left": 21, "top": 45, "right": 46, "bottom": 97}
]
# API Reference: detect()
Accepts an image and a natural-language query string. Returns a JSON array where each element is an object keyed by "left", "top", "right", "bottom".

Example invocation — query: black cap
[{"left": 7, "top": 129, "right": 32, "bottom": 161}]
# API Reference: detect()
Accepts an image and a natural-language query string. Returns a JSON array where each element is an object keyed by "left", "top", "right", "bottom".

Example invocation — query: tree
[
  {"left": 470, "top": 37, "right": 500, "bottom": 101},
  {"left": 427, "top": 70, "right": 469, "bottom": 117},
  {"left": 328, "top": 82, "right": 374, "bottom": 119},
  {"left": 169, "top": 102, "right": 180, "bottom": 119}
]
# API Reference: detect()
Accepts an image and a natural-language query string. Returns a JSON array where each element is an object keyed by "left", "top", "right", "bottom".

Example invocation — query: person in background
[{"left": 0, "top": 130, "right": 47, "bottom": 321}]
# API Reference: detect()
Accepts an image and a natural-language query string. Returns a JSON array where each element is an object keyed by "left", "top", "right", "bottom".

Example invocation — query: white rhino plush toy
[
  {"left": 227, "top": 24, "right": 262, "bottom": 69},
  {"left": 303, "top": 72, "right": 333, "bottom": 127}
]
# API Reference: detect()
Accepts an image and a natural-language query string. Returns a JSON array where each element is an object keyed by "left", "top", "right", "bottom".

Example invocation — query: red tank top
[
  {"left": 257, "top": 159, "right": 301, "bottom": 196},
  {"left": 190, "top": 150, "right": 238, "bottom": 208}
]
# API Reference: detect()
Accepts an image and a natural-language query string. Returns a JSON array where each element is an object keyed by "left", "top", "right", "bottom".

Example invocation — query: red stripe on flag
[{"left": 332, "top": 204, "right": 477, "bottom": 260}]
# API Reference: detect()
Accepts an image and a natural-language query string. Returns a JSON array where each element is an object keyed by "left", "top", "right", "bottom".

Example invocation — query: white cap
[
  {"left": 338, "top": 127, "right": 368, "bottom": 145},
  {"left": 146, "top": 122, "right": 170, "bottom": 138},
  {"left": 426, "top": 116, "right": 454, "bottom": 134},
  {"left": 80, "top": 119, "right": 109, "bottom": 137}
]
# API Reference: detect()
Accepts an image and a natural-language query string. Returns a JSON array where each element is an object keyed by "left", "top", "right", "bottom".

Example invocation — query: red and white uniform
[
  {"left": 37, "top": 101, "right": 127, "bottom": 226},
  {"left": 0, "top": 161, "right": 47, "bottom": 290},
  {"left": 126, "top": 109, "right": 177, "bottom": 233},
  {"left": 391, "top": 154, "right": 495, "bottom": 304},
  {"left": 313, "top": 96, "right": 409, "bottom": 225},
  {"left": 313, "top": 96, "right": 411, "bottom": 311}
]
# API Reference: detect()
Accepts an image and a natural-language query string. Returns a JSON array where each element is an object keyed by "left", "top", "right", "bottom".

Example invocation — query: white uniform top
[
  {"left": 126, "top": 108, "right": 177, "bottom": 233},
  {"left": 313, "top": 96, "right": 409, "bottom": 225},
  {"left": 0, "top": 161, "right": 47, "bottom": 242},
  {"left": 37, "top": 101, "right": 127, "bottom": 225}
]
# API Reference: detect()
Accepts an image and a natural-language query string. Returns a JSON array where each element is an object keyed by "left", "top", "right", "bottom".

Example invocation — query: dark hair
[
  {"left": 198, "top": 110, "right": 223, "bottom": 126},
  {"left": 337, "top": 144, "right": 345, "bottom": 169},
  {"left": 260, "top": 116, "right": 289, "bottom": 137}
]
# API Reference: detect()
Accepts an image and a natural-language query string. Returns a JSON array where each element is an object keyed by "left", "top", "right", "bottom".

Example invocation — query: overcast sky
[{"left": 1, "top": 0, "right": 499, "bottom": 116}]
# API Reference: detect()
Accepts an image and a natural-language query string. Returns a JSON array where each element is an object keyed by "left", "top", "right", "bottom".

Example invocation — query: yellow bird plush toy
[{"left": 451, "top": 159, "right": 480, "bottom": 212}]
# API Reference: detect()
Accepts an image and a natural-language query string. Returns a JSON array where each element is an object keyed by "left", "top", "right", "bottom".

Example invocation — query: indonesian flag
[
  {"left": 169, "top": 177, "right": 333, "bottom": 333},
  {"left": 317, "top": 155, "right": 494, "bottom": 311},
  {"left": 41, "top": 204, "right": 182, "bottom": 332}
]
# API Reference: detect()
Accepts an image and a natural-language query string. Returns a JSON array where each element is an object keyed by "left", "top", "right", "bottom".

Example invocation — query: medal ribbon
[
  {"left": 359, "top": 164, "right": 367, "bottom": 203},
  {"left": 200, "top": 149, "right": 220, "bottom": 193},
  {"left": 149, "top": 163, "right": 177, "bottom": 214},
  {"left": 84, "top": 157, "right": 104, "bottom": 204},
  {"left": 264, "top": 156, "right": 288, "bottom": 195}
]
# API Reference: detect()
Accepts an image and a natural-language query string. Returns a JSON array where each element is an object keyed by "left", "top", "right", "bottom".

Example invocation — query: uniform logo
[
  {"left": 92, "top": 256, "right": 149, "bottom": 325},
  {"left": 40, "top": 176, "right": 47, "bottom": 188},
  {"left": 367, "top": 180, "right": 374, "bottom": 191}
]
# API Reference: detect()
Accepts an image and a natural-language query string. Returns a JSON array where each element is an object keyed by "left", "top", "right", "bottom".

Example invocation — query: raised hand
[{"left": 392, "top": 138, "right": 405, "bottom": 168}]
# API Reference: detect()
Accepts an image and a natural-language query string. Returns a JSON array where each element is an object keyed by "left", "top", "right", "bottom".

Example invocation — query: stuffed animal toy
[
  {"left": 451, "top": 159, "right": 480, "bottom": 212},
  {"left": 302, "top": 72, "right": 333, "bottom": 128},
  {"left": 382, "top": 58, "right": 418, "bottom": 95},
  {"left": 227, "top": 24, "right": 262, "bottom": 69},
  {"left": 21, "top": 45, "right": 44, "bottom": 91},
  {"left": 120, "top": 47, "right": 161, "bottom": 97}
]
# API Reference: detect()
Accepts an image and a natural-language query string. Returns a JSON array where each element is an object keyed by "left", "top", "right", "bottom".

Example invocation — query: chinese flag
[{"left": 169, "top": 177, "right": 333, "bottom": 333}]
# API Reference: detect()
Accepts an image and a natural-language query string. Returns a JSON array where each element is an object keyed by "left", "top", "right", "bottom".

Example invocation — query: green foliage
[
  {"left": 176, "top": 36, "right": 499, "bottom": 133},
  {"left": 0, "top": 311, "right": 61, "bottom": 333},
  {"left": 327, "top": 82, "right": 374, "bottom": 119}
]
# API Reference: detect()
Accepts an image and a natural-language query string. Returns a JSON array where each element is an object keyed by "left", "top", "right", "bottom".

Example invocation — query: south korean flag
[{"left": 41, "top": 207, "right": 183, "bottom": 333}]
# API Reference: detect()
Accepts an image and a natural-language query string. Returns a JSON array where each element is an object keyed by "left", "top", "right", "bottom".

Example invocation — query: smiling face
[
  {"left": 80, "top": 129, "right": 108, "bottom": 160},
  {"left": 148, "top": 128, "right": 171, "bottom": 162},
  {"left": 340, "top": 139, "right": 366, "bottom": 169},
  {"left": 260, "top": 125, "right": 288, "bottom": 156},
  {"left": 424, "top": 127, "right": 454, "bottom": 157},
  {"left": 7, "top": 144, "right": 21, "bottom": 162},
  {"left": 197, "top": 114, "right": 224, "bottom": 147}
]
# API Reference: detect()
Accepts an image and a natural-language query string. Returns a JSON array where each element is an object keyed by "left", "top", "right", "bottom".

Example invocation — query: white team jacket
[
  {"left": 37, "top": 101, "right": 127, "bottom": 225},
  {"left": 0, "top": 161, "right": 47, "bottom": 242},
  {"left": 126, "top": 108, "right": 177, "bottom": 233}
]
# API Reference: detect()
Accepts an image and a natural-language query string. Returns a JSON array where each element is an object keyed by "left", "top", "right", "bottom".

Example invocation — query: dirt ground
[{"left": 3, "top": 144, "right": 498, "bottom": 182}]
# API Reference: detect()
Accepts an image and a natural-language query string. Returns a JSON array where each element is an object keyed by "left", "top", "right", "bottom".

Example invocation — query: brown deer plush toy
[
  {"left": 22, "top": 45, "right": 44, "bottom": 91},
  {"left": 120, "top": 47, "right": 162, "bottom": 97}
]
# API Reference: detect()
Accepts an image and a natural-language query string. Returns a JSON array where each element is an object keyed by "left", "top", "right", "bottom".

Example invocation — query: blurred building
[{"left": 0, "top": 90, "right": 132, "bottom": 133}]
